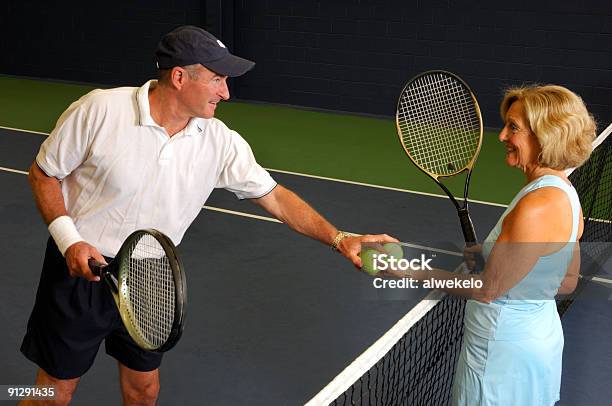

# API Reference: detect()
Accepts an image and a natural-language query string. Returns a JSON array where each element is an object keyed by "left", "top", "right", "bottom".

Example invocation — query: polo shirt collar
[
  {"left": 136, "top": 80, "right": 159, "bottom": 128},
  {"left": 136, "top": 80, "right": 203, "bottom": 137},
  {"left": 185, "top": 116, "right": 205, "bottom": 136}
]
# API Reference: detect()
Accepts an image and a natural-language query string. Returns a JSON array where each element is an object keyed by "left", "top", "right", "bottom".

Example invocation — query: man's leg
[
  {"left": 20, "top": 239, "right": 116, "bottom": 404},
  {"left": 118, "top": 363, "right": 160, "bottom": 406},
  {"left": 19, "top": 368, "right": 80, "bottom": 406}
]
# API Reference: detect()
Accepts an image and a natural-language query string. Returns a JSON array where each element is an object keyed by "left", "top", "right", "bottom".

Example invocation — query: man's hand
[
  {"left": 337, "top": 234, "right": 399, "bottom": 269},
  {"left": 64, "top": 241, "right": 107, "bottom": 281}
]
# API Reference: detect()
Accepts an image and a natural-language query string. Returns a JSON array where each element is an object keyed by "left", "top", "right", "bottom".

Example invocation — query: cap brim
[{"left": 204, "top": 54, "right": 255, "bottom": 77}]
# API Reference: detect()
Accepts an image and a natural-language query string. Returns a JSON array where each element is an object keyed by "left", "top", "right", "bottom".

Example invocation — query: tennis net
[
  {"left": 306, "top": 285, "right": 466, "bottom": 406},
  {"left": 557, "top": 122, "right": 612, "bottom": 315},
  {"left": 307, "top": 123, "right": 611, "bottom": 406}
]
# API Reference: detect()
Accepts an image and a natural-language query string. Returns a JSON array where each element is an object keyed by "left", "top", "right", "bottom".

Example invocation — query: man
[{"left": 20, "top": 25, "right": 396, "bottom": 406}]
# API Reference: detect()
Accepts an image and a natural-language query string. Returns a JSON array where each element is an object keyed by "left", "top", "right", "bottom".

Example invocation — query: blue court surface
[{"left": 1, "top": 128, "right": 611, "bottom": 405}]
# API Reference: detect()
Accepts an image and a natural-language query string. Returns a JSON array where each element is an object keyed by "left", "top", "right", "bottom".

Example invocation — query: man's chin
[
  {"left": 203, "top": 104, "right": 218, "bottom": 118},
  {"left": 199, "top": 110, "right": 216, "bottom": 119}
]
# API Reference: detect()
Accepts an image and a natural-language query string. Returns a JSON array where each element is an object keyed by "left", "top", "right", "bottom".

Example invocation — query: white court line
[
  {"left": 0, "top": 125, "right": 508, "bottom": 208},
  {"left": 205, "top": 206, "right": 462, "bottom": 256},
  {"left": 0, "top": 166, "right": 29, "bottom": 175},
  {"left": 1, "top": 165, "right": 611, "bottom": 282},
  {"left": 268, "top": 168, "right": 508, "bottom": 208},
  {"left": 0, "top": 125, "right": 49, "bottom": 136},
  {"left": 203, "top": 206, "right": 464, "bottom": 257},
  {"left": 0, "top": 165, "right": 463, "bottom": 257},
  {"left": 593, "top": 276, "right": 612, "bottom": 285},
  {"left": 203, "top": 205, "right": 282, "bottom": 224}
]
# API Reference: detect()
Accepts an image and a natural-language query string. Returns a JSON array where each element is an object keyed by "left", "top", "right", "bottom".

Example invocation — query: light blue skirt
[{"left": 451, "top": 300, "right": 563, "bottom": 406}]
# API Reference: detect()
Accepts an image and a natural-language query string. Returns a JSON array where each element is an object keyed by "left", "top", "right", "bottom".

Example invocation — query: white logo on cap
[{"left": 217, "top": 39, "right": 226, "bottom": 48}]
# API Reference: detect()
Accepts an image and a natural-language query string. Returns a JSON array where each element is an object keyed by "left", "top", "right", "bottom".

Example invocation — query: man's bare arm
[
  {"left": 28, "top": 162, "right": 105, "bottom": 281},
  {"left": 252, "top": 185, "right": 398, "bottom": 268},
  {"left": 28, "top": 162, "right": 68, "bottom": 225}
]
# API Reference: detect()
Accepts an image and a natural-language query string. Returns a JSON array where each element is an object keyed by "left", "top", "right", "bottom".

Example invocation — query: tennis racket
[
  {"left": 88, "top": 229, "right": 187, "bottom": 352},
  {"left": 396, "top": 70, "right": 483, "bottom": 244}
]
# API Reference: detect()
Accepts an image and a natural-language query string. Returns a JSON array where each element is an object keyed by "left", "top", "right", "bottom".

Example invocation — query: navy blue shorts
[{"left": 21, "top": 238, "right": 163, "bottom": 379}]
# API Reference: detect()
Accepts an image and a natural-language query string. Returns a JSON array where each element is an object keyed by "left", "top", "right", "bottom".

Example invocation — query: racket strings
[
  {"left": 125, "top": 234, "right": 175, "bottom": 348},
  {"left": 400, "top": 82, "right": 476, "bottom": 169},
  {"left": 398, "top": 73, "right": 481, "bottom": 175},
  {"left": 400, "top": 82, "right": 477, "bottom": 171}
]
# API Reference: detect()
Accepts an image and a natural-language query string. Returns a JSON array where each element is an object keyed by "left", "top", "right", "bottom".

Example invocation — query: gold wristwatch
[{"left": 331, "top": 231, "right": 351, "bottom": 252}]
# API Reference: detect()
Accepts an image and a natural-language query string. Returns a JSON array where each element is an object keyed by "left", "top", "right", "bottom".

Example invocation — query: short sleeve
[
  {"left": 36, "top": 96, "right": 93, "bottom": 179},
  {"left": 215, "top": 130, "right": 277, "bottom": 199}
]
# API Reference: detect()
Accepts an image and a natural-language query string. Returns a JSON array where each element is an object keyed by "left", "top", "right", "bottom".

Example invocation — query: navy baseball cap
[{"left": 155, "top": 25, "right": 255, "bottom": 77}]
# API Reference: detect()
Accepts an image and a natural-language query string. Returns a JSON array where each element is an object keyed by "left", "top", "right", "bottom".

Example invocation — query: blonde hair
[{"left": 500, "top": 85, "right": 596, "bottom": 170}]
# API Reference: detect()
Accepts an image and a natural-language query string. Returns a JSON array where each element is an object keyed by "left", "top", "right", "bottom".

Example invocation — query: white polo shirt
[{"left": 37, "top": 80, "right": 276, "bottom": 256}]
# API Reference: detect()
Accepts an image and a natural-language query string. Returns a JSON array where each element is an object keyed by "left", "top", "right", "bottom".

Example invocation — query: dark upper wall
[
  {"left": 0, "top": 0, "right": 204, "bottom": 85},
  {"left": 1, "top": 0, "right": 611, "bottom": 127},
  {"left": 232, "top": 0, "right": 612, "bottom": 127}
]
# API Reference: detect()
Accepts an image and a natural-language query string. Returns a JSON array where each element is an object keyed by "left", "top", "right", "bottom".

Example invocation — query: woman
[{"left": 407, "top": 84, "right": 596, "bottom": 405}]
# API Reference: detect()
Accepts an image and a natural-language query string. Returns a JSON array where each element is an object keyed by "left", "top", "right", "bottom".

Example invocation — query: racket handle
[
  {"left": 88, "top": 259, "right": 119, "bottom": 293},
  {"left": 458, "top": 208, "right": 478, "bottom": 244},
  {"left": 88, "top": 259, "right": 105, "bottom": 276}
]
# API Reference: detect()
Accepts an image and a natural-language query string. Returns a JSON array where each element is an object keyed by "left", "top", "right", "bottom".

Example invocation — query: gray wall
[
  {"left": 1, "top": 0, "right": 611, "bottom": 127},
  {"left": 232, "top": 0, "right": 612, "bottom": 127}
]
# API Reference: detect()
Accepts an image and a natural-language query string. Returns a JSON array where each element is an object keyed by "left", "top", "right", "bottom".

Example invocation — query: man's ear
[{"left": 170, "top": 67, "right": 186, "bottom": 89}]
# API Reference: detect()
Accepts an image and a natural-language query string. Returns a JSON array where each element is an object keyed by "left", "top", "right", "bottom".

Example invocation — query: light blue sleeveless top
[
  {"left": 466, "top": 175, "right": 579, "bottom": 336},
  {"left": 452, "top": 175, "right": 580, "bottom": 406}
]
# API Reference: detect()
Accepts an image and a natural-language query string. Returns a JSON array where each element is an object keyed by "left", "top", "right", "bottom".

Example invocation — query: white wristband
[{"left": 48, "top": 215, "right": 85, "bottom": 256}]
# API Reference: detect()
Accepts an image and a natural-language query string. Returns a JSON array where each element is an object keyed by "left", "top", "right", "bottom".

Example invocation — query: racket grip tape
[
  {"left": 458, "top": 208, "right": 478, "bottom": 244},
  {"left": 88, "top": 258, "right": 119, "bottom": 293},
  {"left": 88, "top": 259, "right": 104, "bottom": 276}
]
